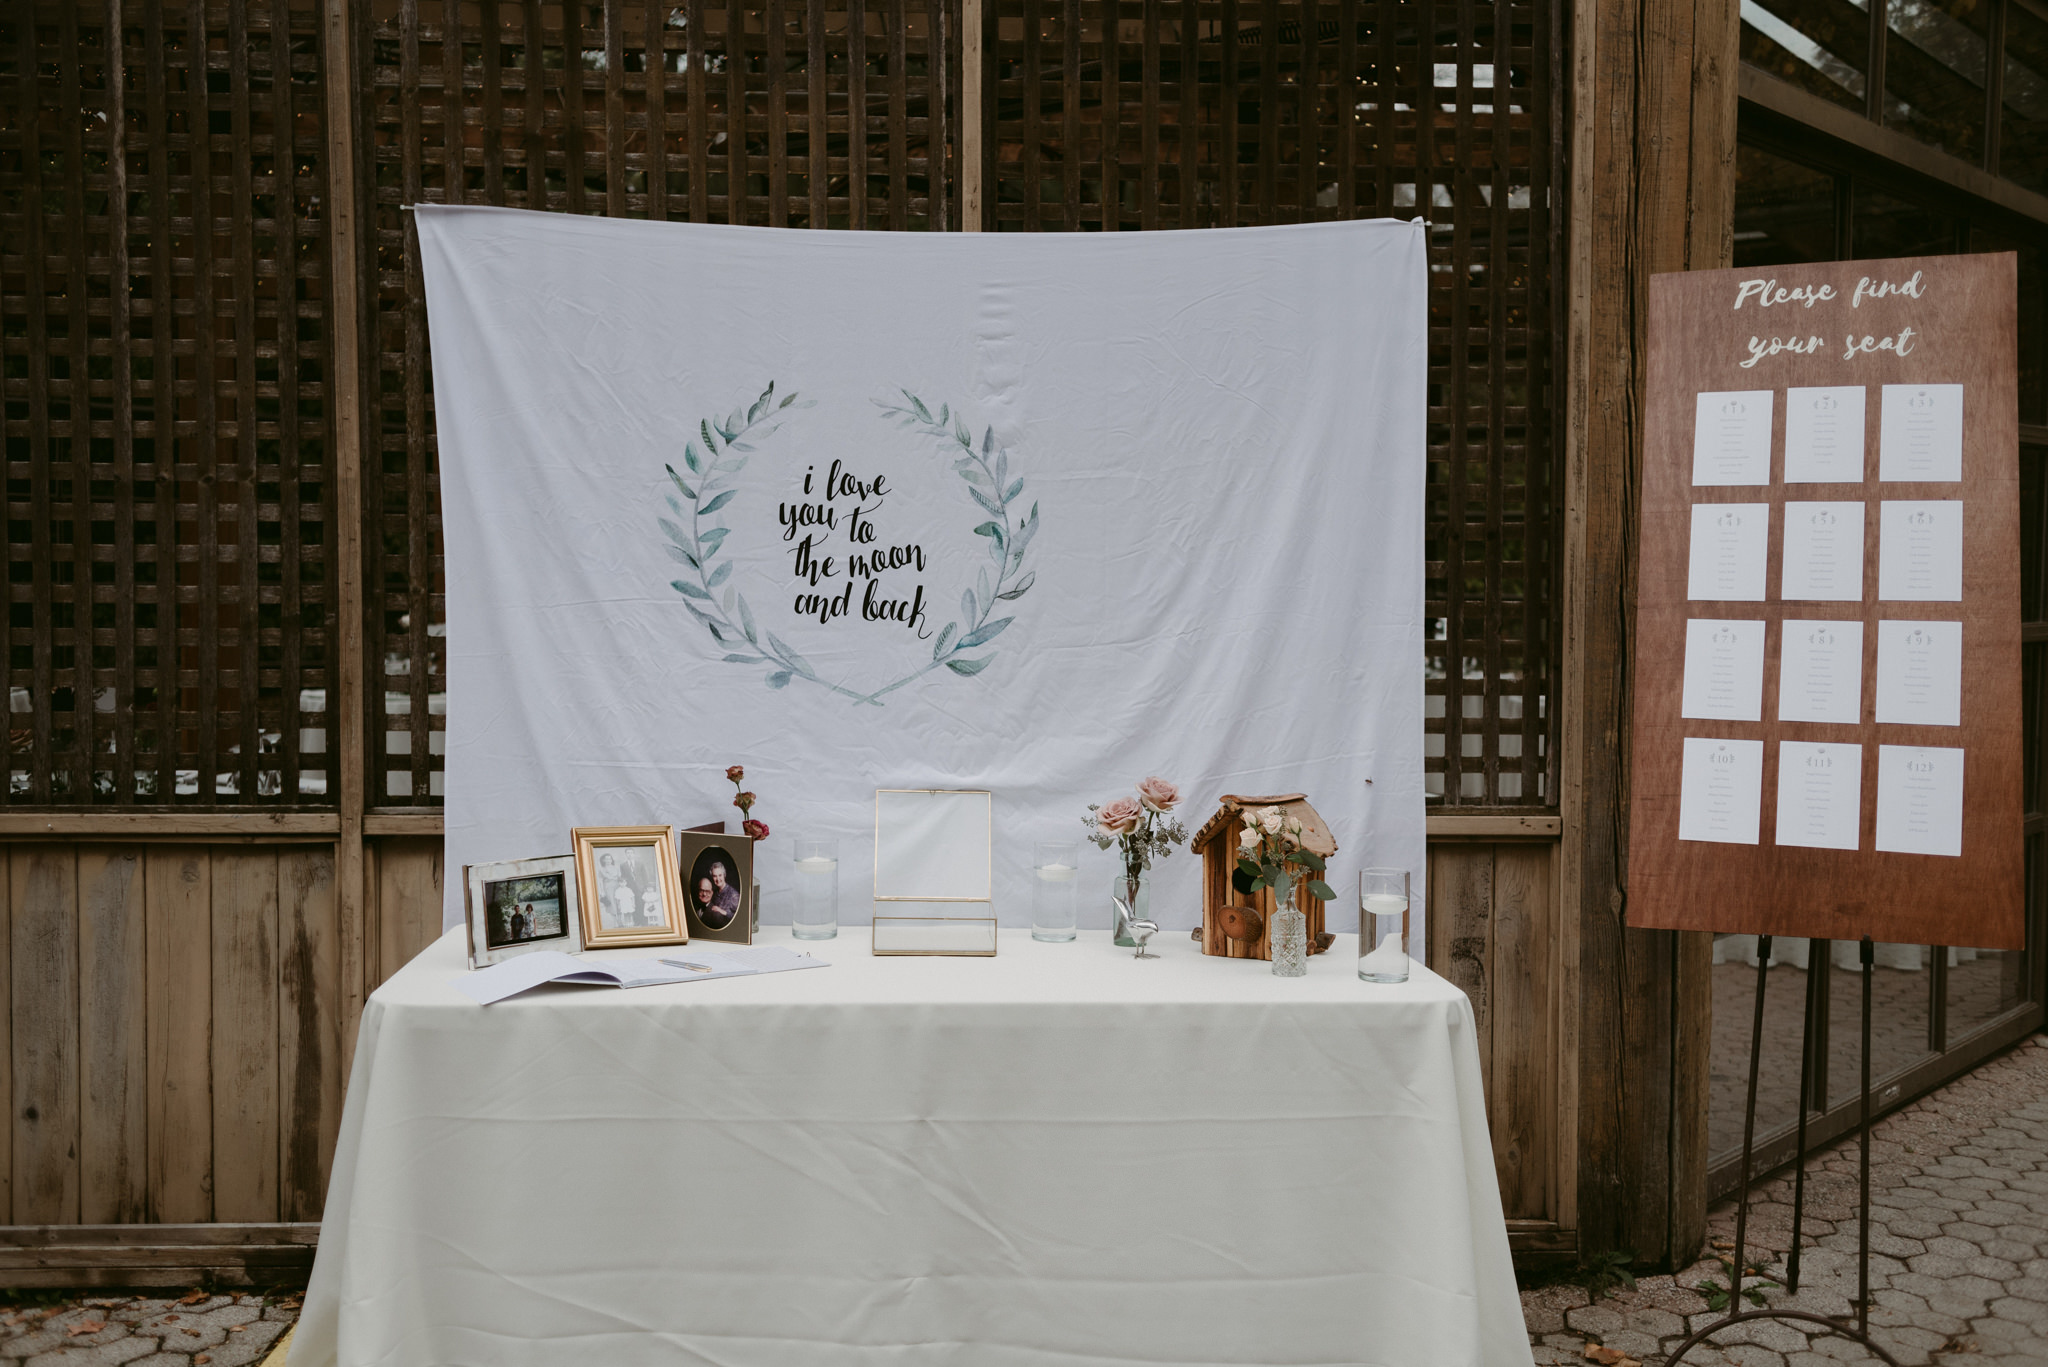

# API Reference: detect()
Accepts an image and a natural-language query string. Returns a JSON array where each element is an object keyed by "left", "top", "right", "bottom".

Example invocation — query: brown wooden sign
[{"left": 1627, "top": 253, "right": 2021, "bottom": 949}]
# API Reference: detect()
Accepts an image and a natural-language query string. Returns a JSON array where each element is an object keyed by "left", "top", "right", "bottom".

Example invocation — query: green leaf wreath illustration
[{"left": 657, "top": 382, "right": 1040, "bottom": 706}]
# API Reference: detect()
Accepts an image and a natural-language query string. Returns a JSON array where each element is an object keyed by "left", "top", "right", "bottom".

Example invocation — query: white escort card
[
  {"left": 1878, "top": 500, "right": 1964, "bottom": 601},
  {"left": 1874, "top": 744, "right": 1966, "bottom": 857},
  {"left": 1875, "top": 620, "right": 1963, "bottom": 727},
  {"left": 1783, "top": 385, "right": 1866, "bottom": 484},
  {"left": 1681, "top": 619, "right": 1766, "bottom": 721},
  {"left": 1692, "top": 391, "right": 1774, "bottom": 486},
  {"left": 1687, "top": 503, "right": 1770, "bottom": 602},
  {"left": 1780, "top": 501, "right": 1866, "bottom": 601},
  {"left": 1774, "top": 740, "right": 1863, "bottom": 851},
  {"left": 1678, "top": 737, "right": 1765, "bottom": 845},
  {"left": 1879, "top": 383, "right": 1963, "bottom": 483},
  {"left": 1777, "top": 619, "right": 1863, "bottom": 725}
]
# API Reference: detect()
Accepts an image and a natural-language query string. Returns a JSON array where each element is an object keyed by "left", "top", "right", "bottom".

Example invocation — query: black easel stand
[{"left": 1664, "top": 935, "right": 1900, "bottom": 1366}]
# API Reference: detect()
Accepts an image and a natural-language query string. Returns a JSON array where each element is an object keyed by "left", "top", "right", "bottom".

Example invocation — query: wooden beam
[
  {"left": 0, "top": 814, "right": 340, "bottom": 838},
  {"left": 363, "top": 812, "right": 446, "bottom": 837},
  {"left": 323, "top": 0, "right": 370, "bottom": 1085},
  {"left": 0, "top": 1221, "right": 319, "bottom": 1289},
  {"left": 1427, "top": 813, "right": 1563, "bottom": 839},
  {"left": 1739, "top": 66, "right": 2048, "bottom": 232},
  {"left": 962, "top": 0, "right": 983, "bottom": 230}
]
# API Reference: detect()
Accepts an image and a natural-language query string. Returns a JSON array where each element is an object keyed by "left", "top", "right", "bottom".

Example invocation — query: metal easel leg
[
  {"left": 1860, "top": 934, "right": 1875, "bottom": 1340},
  {"left": 1788, "top": 940, "right": 1820, "bottom": 1293},
  {"left": 1729, "top": 934, "right": 1772, "bottom": 1314}
]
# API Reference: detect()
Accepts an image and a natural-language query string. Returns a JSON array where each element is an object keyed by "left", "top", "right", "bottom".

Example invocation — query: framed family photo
[
  {"left": 572, "top": 825, "right": 689, "bottom": 948},
  {"left": 678, "top": 831, "right": 754, "bottom": 945},
  {"left": 463, "top": 856, "right": 582, "bottom": 968}
]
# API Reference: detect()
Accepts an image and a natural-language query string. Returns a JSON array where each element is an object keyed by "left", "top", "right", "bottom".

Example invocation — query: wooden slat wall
[
  {"left": 5, "top": 843, "right": 347, "bottom": 1227},
  {"left": 1427, "top": 838, "right": 1557, "bottom": 1227},
  {"left": 0, "top": 2, "right": 340, "bottom": 809},
  {"left": 983, "top": 0, "right": 1560, "bottom": 810}
]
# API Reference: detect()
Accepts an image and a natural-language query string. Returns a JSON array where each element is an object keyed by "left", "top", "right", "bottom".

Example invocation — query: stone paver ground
[
  {"left": 0, "top": 1292, "right": 298, "bottom": 1367},
  {"left": 1529, "top": 1034, "right": 2048, "bottom": 1366}
]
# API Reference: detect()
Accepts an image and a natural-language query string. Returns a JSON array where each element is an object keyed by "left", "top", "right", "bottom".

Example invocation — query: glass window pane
[
  {"left": 1735, "top": 143, "right": 1838, "bottom": 267},
  {"left": 1970, "top": 230, "right": 2048, "bottom": 429},
  {"left": 1708, "top": 936, "right": 1814, "bottom": 1167},
  {"left": 1882, "top": 0, "right": 1993, "bottom": 164},
  {"left": 1827, "top": 941, "right": 1936, "bottom": 1105},
  {"left": 1948, "top": 944, "right": 2029, "bottom": 1039},
  {"left": 1741, "top": 0, "right": 1870, "bottom": 113},
  {"left": 1850, "top": 184, "right": 1956, "bottom": 259},
  {"left": 2003, "top": 3, "right": 2048, "bottom": 194}
]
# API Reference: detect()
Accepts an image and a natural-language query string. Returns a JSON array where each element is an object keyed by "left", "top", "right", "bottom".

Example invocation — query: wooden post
[
  {"left": 1562, "top": 0, "right": 1738, "bottom": 1271},
  {"left": 961, "top": 0, "right": 983, "bottom": 230},
  {"left": 322, "top": 0, "right": 369, "bottom": 1078}
]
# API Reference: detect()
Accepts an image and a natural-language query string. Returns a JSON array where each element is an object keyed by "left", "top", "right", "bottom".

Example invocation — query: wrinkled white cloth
[
  {"left": 294, "top": 928, "right": 1533, "bottom": 1366},
  {"left": 414, "top": 207, "right": 1430, "bottom": 941}
]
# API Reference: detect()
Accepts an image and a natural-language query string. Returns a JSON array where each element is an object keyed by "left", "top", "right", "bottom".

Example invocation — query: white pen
[{"left": 660, "top": 959, "right": 715, "bottom": 973}]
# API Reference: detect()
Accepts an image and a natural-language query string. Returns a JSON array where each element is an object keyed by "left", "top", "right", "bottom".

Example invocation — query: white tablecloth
[{"left": 293, "top": 928, "right": 1532, "bottom": 1367}]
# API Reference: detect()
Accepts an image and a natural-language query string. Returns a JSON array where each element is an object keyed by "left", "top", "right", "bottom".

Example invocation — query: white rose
[
  {"left": 1238, "top": 826, "right": 1259, "bottom": 851},
  {"left": 1259, "top": 808, "right": 1283, "bottom": 834}
]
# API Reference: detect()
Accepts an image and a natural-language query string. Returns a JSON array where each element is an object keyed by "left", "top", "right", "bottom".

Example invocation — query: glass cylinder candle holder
[
  {"left": 1032, "top": 842, "right": 1080, "bottom": 942},
  {"left": 792, "top": 839, "right": 840, "bottom": 940},
  {"left": 1358, "top": 867, "right": 1411, "bottom": 983}
]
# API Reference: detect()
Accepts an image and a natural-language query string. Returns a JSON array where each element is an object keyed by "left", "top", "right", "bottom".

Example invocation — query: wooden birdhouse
[{"left": 1194, "top": 793, "right": 1340, "bottom": 960}]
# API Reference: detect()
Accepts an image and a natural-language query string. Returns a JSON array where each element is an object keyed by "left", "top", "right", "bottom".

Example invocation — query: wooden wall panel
[
  {"left": 0, "top": 850, "right": 8, "bottom": 1220},
  {"left": 211, "top": 852, "right": 280, "bottom": 1224},
  {"left": 78, "top": 848, "right": 146, "bottom": 1224},
  {"left": 11, "top": 848, "right": 79, "bottom": 1223},
  {"left": 373, "top": 838, "right": 445, "bottom": 988},
  {"left": 280, "top": 848, "right": 341, "bottom": 1223},
  {"left": 145, "top": 849, "right": 213, "bottom": 1223}
]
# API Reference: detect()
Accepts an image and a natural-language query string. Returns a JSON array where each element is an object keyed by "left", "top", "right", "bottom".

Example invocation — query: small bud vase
[
  {"left": 1110, "top": 873, "right": 1148, "bottom": 947},
  {"left": 1269, "top": 874, "right": 1308, "bottom": 977}
]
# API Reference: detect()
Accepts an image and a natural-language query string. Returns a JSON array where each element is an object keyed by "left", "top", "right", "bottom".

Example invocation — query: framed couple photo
[
  {"left": 679, "top": 831, "right": 754, "bottom": 945},
  {"left": 463, "top": 856, "right": 582, "bottom": 968},
  {"left": 572, "top": 825, "right": 691, "bottom": 948}
]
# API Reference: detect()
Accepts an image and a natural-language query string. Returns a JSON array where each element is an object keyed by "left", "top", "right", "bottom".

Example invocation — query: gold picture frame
[{"left": 571, "top": 824, "right": 688, "bottom": 948}]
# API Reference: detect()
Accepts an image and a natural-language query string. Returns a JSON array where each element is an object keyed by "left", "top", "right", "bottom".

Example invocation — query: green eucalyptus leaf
[
  {"left": 961, "top": 588, "right": 976, "bottom": 622},
  {"left": 995, "top": 571, "right": 1034, "bottom": 601},
  {"left": 664, "top": 544, "right": 700, "bottom": 569},
  {"left": 738, "top": 594, "right": 759, "bottom": 645},
  {"left": 780, "top": 392, "right": 797, "bottom": 409},
  {"left": 932, "top": 622, "right": 957, "bottom": 659},
  {"left": 673, "top": 579, "right": 711, "bottom": 600},
  {"left": 766, "top": 633, "right": 817, "bottom": 679},
  {"left": 700, "top": 489, "right": 738, "bottom": 516},
  {"left": 1295, "top": 850, "right": 1326, "bottom": 872},
  {"left": 658, "top": 516, "right": 689, "bottom": 543},
  {"left": 957, "top": 617, "right": 1012, "bottom": 648},
  {"left": 667, "top": 462, "right": 698, "bottom": 496},
  {"left": 982, "top": 426, "right": 994, "bottom": 457},
  {"left": 972, "top": 521, "right": 1004, "bottom": 544},
  {"left": 945, "top": 654, "right": 994, "bottom": 676},
  {"left": 768, "top": 670, "right": 793, "bottom": 689},
  {"left": 700, "top": 420, "right": 720, "bottom": 453},
  {"left": 723, "top": 653, "right": 765, "bottom": 665},
  {"left": 1309, "top": 880, "right": 1337, "bottom": 902},
  {"left": 977, "top": 567, "right": 990, "bottom": 612},
  {"left": 707, "top": 562, "right": 733, "bottom": 588},
  {"left": 1004, "top": 478, "right": 1023, "bottom": 502},
  {"left": 699, "top": 527, "right": 730, "bottom": 554}
]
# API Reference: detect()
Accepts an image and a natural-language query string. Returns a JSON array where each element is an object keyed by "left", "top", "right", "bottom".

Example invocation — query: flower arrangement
[
  {"left": 1235, "top": 805, "right": 1336, "bottom": 908},
  {"left": 727, "top": 765, "right": 769, "bottom": 841},
  {"left": 1084, "top": 776, "right": 1189, "bottom": 890}
]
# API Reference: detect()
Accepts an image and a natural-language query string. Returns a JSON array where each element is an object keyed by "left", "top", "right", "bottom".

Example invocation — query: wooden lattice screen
[
  {"left": 0, "top": 0, "right": 339, "bottom": 808},
  {"left": 356, "top": 0, "right": 958, "bottom": 805},
  {"left": 980, "top": 1, "right": 1558, "bottom": 805},
  {"left": 4, "top": 0, "right": 1557, "bottom": 811}
]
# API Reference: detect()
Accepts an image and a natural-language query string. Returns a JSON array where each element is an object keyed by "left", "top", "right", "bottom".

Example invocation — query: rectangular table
[{"left": 293, "top": 928, "right": 1532, "bottom": 1366}]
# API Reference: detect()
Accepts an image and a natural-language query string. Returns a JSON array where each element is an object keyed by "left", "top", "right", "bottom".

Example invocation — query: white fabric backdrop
[{"left": 417, "top": 207, "right": 1428, "bottom": 937}]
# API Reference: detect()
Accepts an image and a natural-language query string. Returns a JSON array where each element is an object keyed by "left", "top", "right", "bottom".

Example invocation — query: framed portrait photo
[
  {"left": 463, "top": 856, "right": 582, "bottom": 968},
  {"left": 572, "top": 825, "right": 688, "bottom": 948},
  {"left": 679, "top": 831, "right": 755, "bottom": 945}
]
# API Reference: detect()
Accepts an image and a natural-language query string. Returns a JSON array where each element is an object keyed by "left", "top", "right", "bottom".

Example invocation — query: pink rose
[
  {"left": 1135, "top": 776, "right": 1180, "bottom": 813},
  {"left": 1096, "top": 796, "right": 1143, "bottom": 835},
  {"left": 742, "top": 818, "right": 770, "bottom": 841}
]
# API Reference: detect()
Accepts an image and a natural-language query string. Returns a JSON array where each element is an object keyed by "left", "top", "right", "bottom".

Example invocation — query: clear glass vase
[
  {"left": 1269, "top": 874, "right": 1308, "bottom": 977},
  {"left": 1110, "top": 872, "right": 1148, "bottom": 947}
]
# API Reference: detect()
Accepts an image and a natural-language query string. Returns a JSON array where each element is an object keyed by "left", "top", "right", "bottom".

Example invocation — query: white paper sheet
[
  {"left": 1875, "top": 619, "right": 1963, "bottom": 726},
  {"left": 1783, "top": 385, "right": 1867, "bottom": 484},
  {"left": 1774, "top": 741, "right": 1863, "bottom": 851},
  {"left": 1777, "top": 618, "right": 1864, "bottom": 725},
  {"left": 1875, "top": 744, "right": 1966, "bottom": 857},
  {"left": 1681, "top": 618, "right": 1766, "bottom": 721},
  {"left": 1687, "top": 503, "right": 1771, "bottom": 602},
  {"left": 1879, "top": 383, "right": 1964, "bottom": 482},
  {"left": 1780, "top": 500, "right": 1866, "bottom": 601},
  {"left": 1678, "top": 737, "right": 1765, "bottom": 845},
  {"left": 1878, "top": 500, "right": 1964, "bottom": 601},
  {"left": 1692, "top": 390, "right": 1775, "bottom": 486}
]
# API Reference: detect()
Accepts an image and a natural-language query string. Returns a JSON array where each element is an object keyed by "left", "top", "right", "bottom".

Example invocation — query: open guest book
[{"left": 454, "top": 944, "right": 825, "bottom": 1005}]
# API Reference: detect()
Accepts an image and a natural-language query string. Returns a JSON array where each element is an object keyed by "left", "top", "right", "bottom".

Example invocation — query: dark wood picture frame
[{"left": 680, "top": 832, "right": 755, "bottom": 945}]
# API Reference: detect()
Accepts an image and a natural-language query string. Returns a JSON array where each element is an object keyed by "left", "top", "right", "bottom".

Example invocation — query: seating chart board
[{"left": 1627, "top": 253, "right": 2022, "bottom": 948}]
